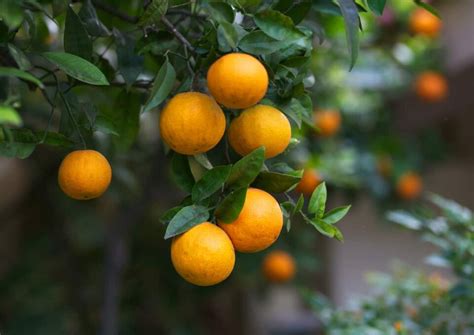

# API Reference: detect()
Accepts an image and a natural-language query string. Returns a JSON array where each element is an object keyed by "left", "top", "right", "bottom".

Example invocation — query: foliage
[{"left": 305, "top": 194, "right": 474, "bottom": 334}]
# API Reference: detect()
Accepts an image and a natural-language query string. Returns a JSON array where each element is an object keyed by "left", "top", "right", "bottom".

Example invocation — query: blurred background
[{"left": 0, "top": 0, "right": 473, "bottom": 334}]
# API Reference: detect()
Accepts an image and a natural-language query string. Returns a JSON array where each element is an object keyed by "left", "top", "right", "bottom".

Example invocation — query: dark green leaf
[
  {"left": 78, "top": 0, "right": 110, "bottom": 36},
  {"left": 143, "top": 59, "right": 176, "bottom": 113},
  {"left": 217, "top": 22, "right": 246, "bottom": 52},
  {"left": 238, "top": 31, "right": 286, "bottom": 55},
  {"left": 0, "top": 67, "right": 44, "bottom": 88},
  {"left": 0, "top": 0, "right": 23, "bottom": 29},
  {"left": 414, "top": 0, "right": 440, "bottom": 18},
  {"left": 286, "top": 0, "right": 311, "bottom": 24},
  {"left": 215, "top": 187, "right": 247, "bottom": 223},
  {"left": 160, "top": 205, "right": 183, "bottom": 224},
  {"left": 108, "top": 91, "right": 141, "bottom": 151},
  {"left": 254, "top": 10, "right": 305, "bottom": 41},
  {"left": 323, "top": 205, "right": 351, "bottom": 224},
  {"left": 64, "top": 6, "right": 92, "bottom": 61},
  {"left": 42, "top": 52, "right": 109, "bottom": 85},
  {"left": 192, "top": 165, "right": 232, "bottom": 203},
  {"left": 164, "top": 205, "right": 209, "bottom": 239},
  {"left": 139, "top": 0, "right": 168, "bottom": 27},
  {"left": 8, "top": 44, "right": 32, "bottom": 70},
  {"left": 308, "top": 182, "right": 327, "bottom": 218},
  {"left": 227, "top": 147, "right": 265, "bottom": 189},
  {"left": 367, "top": 0, "right": 386, "bottom": 15},
  {"left": 115, "top": 31, "right": 144, "bottom": 87},
  {"left": 336, "top": 0, "right": 360, "bottom": 70},
  {"left": 294, "top": 194, "right": 304, "bottom": 214},
  {"left": 208, "top": 2, "right": 235, "bottom": 23},
  {"left": 170, "top": 153, "right": 195, "bottom": 192},
  {"left": 252, "top": 170, "right": 302, "bottom": 193}
]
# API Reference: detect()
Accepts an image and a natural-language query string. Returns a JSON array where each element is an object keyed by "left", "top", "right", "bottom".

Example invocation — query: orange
[
  {"left": 393, "top": 321, "right": 404, "bottom": 332},
  {"left": 58, "top": 150, "right": 112, "bottom": 200},
  {"left": 415, "top": 71, "right": 448, "bottom": 102},
  {"left": 396, "top": 172, "right": 423, "bottom": 200},
  {"left": 171, "top": 222, "right": 235, "bottom": 286},
  {"left": 409, "top": 8, "right": 441, "bottom": 38},
  {"left": 207, "top": 53, "right": 268, "bottom": 109},
  {"left": 159, "top": 92, "right": 226, "bottom": 155},
  {"left": 314, "top": 109, "right": 341, "bottom": 137},
  {"left": 228, "top": 104, "right": 291, "bottom": 159},
  {"left": 262, "top": 250, "right": 296, "bottom": 283},
  {"left": 218, "top": 188, "right": 283, "bottom": 253},
  {"left": 295, "top": 169, "right": 322, "bottom": 195}
]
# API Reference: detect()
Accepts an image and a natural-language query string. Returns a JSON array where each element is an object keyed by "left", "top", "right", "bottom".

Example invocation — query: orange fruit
[
  {"left": 295, "top": 169, "right": 322, "bottom": 195},
  {"left": 159, "top": 92, "right": 226, "bottom": 155},
  {"left": 409, "top": 8, "right": 441, "bottom": 38},
  {"left": 218, "top": 188, "right": 283, "bottom": 253},
  {"left": 58, "top": 150, "right": 112, "bottom": 200},
  {"left": 396, "top": 172, "right": 423, "bottom": 200},
  {"left": 207, "top": 53, "right": 268, "bottom": 109},
  {"left": 262, "top": 250, "right": 296, "bottom": 283},
  {"left": 415, "top": 71, "right": 448, "bottom": 102},
  {"left": 228, "top": 104, "right": 291, "bottom": 159},
  {"left": 314, "top": 109, "right": 341, "bottom": 137},
  {"left": 171, "top": 222, "right": 235, "bottom": 286},
  {"left": 393, "top": 321, "right": 404, "bottom": 332}
]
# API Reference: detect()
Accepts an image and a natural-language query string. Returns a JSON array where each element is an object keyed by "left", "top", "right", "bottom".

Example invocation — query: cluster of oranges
[
  {"left": 409, "top": 8, "right": 448, "bottom": 103},
  {"left": 164, "top": 53, "right": 298, "bottom": 286}
]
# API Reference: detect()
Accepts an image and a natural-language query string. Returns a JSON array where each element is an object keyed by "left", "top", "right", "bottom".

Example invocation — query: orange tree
[{"left": 0, "top": 0, "right": 439, "bottom": 334}]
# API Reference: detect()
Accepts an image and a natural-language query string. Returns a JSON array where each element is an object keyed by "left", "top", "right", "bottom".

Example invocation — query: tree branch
[{"left": 160, "top": 16, "right": 196, "bottom": 53}]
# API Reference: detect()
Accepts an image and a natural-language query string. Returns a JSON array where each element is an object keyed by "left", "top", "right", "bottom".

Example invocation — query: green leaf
[
  {"left": 286, "top": 0, "right": 312, "bottom": 24},
  {"left": 414, "top": 0, "right": 440, "bottom": 18},
  {"left": 109, "top": 91, "right": 141, "bottom": 151},
  {"left": 143, "top": 59, "right": 176, "bottom": 113},
  {"left": 336, "top": 0, "right": 360, "bottom": 70},
  {"left": 208, "top": 2, "right": 235, "bottom": 23},
  {"left": 252, "top": 170, "right": 302, "bottom": 193},
  {"left": 170, "top": 153, "right": 195, "bottom": 192},
  {"left": 139, "top": 0, "right": 168, "bottom": 27},
  {"left": 192, "top": 165, "right": 232, "bottom": 203},
  {"left": 308, "top": 182, "right": 327, "bottom": 218},
  {"left": 217, "top": 22, "right": 246, "bottom": 52},
  {"left": 0, "top": 0, "right": 23, "bottom": 29},
  {"left": 160, "top": 205, "right": 183, "bottom": 224},
  {"left": 215, "top": 187, "right": 247, "bottom": 223},
  {"left": 238, "top": 31, "right": 286, "bottom": 55},
  {"left": 0, "top": 105, "right": 22, "bottom": 126},
  {"left": 0, "top": 67, "right": 44, "bottom": 88},
  {"left": 254, "top": 9, "right": 305, "bottom": 41},
  {"left": 115, "top": 31, "right": 144, "bottom": 88},
  {"left": 164, "top": 205, "right": 209, "bottom": 239},
  {"left": 8, "top": 44, "right": 32, "bottom": 70},
  {"left": 78, "top": 0, "right": 110, "bottom": 36},
  {"left": 367, "top": 0, "right": 386, "bottom": 15},
  {"left": 323, "top": 205, "right": 351, "bottom": 224},
  {"left": 294, "top": 194, "right": 304, "bottom": 214},
  {"left": 306, "top": 217, "right": 337, "bottom": 238},
  {"left": 227, "top": 147, "right": 265, "bottom": 189},
  {"left": 64, "top": 5, "right": 92, "bottom": 61},
  {"left": 42, "top": 52, "right": 109, "bottom": 85}
]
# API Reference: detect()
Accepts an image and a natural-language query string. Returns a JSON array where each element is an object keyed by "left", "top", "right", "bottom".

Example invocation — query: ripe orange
[
  {"left": 159, "top": 92, "right": 226, "bottom": 155},
  {"left": 218, "top": 188, "right": 283, "bottom": 253},
  {"left": 295, "top": 169, "right": 322, "bottom": 195},
  {"left": 262, "top": 250, "right": 296, "bottom": 283},
  {"left": 415, "top": 71, "right": 448, "bottom": 102},
  {"left": 171, "top": 222, "right": 235, "bottom": 286},
  {"left": 314, "top": 109, "right": 341, "bottom": 137},
  {"left": 228, "top": 104, "right": 291, "bottom": 159},
  {"left": 409, "top": 8, "right": 441, "bottom": 38},
  {"left": 58, "top": 150, "right": 112, "bottom": 200},
  {"left": 396, "top": 172, "right": 423, "bottom": 200},
  {"left": 207, "top": 53, "right": 268, "bottom": 109},
  {"left": 393, "top": 321, "right": 404, "bottom": 332}
]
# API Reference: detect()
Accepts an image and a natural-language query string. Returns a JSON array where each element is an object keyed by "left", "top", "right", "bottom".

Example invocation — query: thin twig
[{"left": 161, "top": 16, "right": 196, "bottom": 53}]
